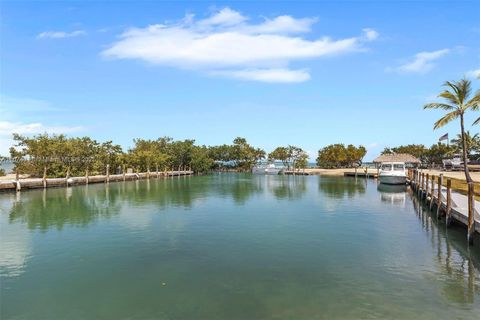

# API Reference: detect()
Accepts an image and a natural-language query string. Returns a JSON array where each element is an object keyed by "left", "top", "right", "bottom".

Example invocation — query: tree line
[
  {"left": 382, "top": 132, "right": 480, "bottom": 166},
  {"left": 315, "top": 144, "right": 367, "bottom": 168},
  {"left": 7, "top": 134, "right": 320, "bottom": 177}
]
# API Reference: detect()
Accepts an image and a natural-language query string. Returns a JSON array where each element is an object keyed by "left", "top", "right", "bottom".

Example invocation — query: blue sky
[{"left": 1, "top": 0, "right": 479, "bottom": 161}]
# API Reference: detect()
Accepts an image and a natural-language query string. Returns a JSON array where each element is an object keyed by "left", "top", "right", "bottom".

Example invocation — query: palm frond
[
  {"left": 433, "top": 110, "right": 459, "bottom": 129},
  {"left": 438, "top": 90, "right": 460, "bottom": 105},
  {"left": 444, "top": 81, "right": 461, "bottom": 101},
  {"left": 466, "top": 89, "right": 480, "bottom": 110},
  {"left": 423, "top": 102, "right": 455, "bottom": 110},
  {"left": 474, "top": 117, "right": 480, "bottom": 125},
  {"left": 458, "top": 78, "right": 471, "bottom": 104},
  {"left": 443, "top": 79, "right": 471, "bottom": 106}
]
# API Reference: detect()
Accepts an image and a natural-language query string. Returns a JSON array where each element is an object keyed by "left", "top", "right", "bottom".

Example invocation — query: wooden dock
[
  {"left": 344, "top": 167, "right": 378, "bottom": 179},
  {"left": 343, "top": 172, "right": 378, "bottom": 179},
  {"left": 284, "top": 170, "right": 310, "bottom": 175},
  {"left": 408, "top": 169, "right": 479, "bottom": 245},
  {"left": 0, "top": 170, "right": 194, "bottom": 192}
]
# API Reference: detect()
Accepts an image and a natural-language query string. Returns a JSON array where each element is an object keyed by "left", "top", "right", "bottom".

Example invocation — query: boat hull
[
  {"left": 379, "top": 175, "right": 407, "bottom": 185},
  {"left": 265, "top": 168, "right": 282, "bottom": 175}
]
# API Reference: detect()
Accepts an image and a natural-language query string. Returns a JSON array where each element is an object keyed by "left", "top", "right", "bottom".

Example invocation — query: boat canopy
[{"left": 380, "top": 162, "right": 405, "bottom": 171}]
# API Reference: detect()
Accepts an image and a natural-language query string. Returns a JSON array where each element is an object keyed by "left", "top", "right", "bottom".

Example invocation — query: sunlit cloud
[
  {"left": 0, "top": 121, "right": 84, "bottom": 155},
  {"left": 102, "top": 7, "right": 378, "bottom": 83},
  {"left": 37, "top": 30, "right": 86, "bottom": 39},
  {"left": 389, "top": 49, "right": 450, "bottom": 74},
  {"left": 214, "top": 68, "right": 311, "bottom": 83},
  {"left": 466, "top": 68, "right": 480, "bottom": 78}
]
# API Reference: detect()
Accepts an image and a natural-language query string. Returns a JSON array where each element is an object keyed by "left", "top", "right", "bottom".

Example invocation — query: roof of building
[{"left": 373, "top": 153, "right": 421, "bottom": 164}]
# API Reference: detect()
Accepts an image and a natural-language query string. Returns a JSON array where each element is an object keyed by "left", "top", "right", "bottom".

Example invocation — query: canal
[{"left": 1, "top": 174, "right": 479, "bottom": 319}]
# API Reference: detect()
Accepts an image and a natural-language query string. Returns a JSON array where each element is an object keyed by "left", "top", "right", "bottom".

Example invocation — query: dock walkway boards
[{"left": 427, "top": 183, "right": 480, "bottom": 233}]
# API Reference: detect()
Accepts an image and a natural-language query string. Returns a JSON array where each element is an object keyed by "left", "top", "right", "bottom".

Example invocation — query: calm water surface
[{"left": 1, "top": 174, "right": 479, "bottom": 319}]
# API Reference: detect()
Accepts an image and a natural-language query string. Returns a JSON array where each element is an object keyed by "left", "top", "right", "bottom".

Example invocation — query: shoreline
[
  {"left": 0, "top": 171, "right": 194, "bottom": 192},
  {"left": 297, "top": 168, "right": 480, "bottom": 183},
  {"left": 2, "top": 168, "right": 479, "bottom": 192}
]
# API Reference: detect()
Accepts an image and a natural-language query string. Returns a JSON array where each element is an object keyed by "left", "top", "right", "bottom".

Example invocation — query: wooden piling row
[
  {"left": 1, "top": 169, "right": 194, "bottom": 192},
  {"left": 409, "top": 169, "right": 476, "bottom": 246}
]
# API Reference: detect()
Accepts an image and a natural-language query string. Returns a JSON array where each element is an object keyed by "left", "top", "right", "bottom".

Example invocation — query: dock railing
[{"left": 408, "top": 168, "right": 478, "bottom": 245}]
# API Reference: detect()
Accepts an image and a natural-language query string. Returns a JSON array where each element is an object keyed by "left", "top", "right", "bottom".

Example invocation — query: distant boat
[
  {"left": 252, "top": 163, "right": 283, "bottom": 175},
  {"left": 442, "top": 154, "right": 465, "bottom": 171},
  {"left": 378, "top": 162, "right": 407, "bottom": 185}
]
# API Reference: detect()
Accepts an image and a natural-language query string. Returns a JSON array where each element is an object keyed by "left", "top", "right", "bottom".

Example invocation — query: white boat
[
  {"left": 442, "top": 154, "right": 465, "bottom": 171},
  {"left": 378, "top": 162, "right": 407, "bottom": 185},
  {"left": 252, "top": 163, "right": 283, "bottom": 175}
]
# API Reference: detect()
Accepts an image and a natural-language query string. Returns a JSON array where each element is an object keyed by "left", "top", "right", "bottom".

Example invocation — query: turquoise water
[{"left": 0, "top": 174, "right": 479, "bottom": 319}]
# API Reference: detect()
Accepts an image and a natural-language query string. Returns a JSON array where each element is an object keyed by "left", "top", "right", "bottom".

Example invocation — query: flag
[{"left": 439, "top": 133, "right": 448, "bottom": 141}]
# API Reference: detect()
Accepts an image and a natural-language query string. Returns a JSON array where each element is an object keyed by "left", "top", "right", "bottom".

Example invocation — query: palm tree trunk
[{"left": 460, "top": 114, "right": 473, "bottom": 183}]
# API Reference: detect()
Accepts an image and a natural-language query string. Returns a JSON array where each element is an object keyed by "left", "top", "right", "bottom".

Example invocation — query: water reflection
[
  {"left": 211, "top": 173, "right": 263, "bottom": 204},
  {"left": 6, "top": 174, "right": 310, "bottom": 230},
  {"left": 1, "top": 175, "right": 480, "bottom": 317},
  {"left": 377, "top": 183, "right": 407, "bottom": 207},
  {"left": 318, "top": 177, "right": 366, "bottom": 199},
  {"left": 8, "top": 186, "right": 121, "bottom": 231},
  {"left": 266, "top": 176, "right": 307, "bottom": 200},
  {"left": 410, "top": 192, "right": 480, "bottom": 305}
]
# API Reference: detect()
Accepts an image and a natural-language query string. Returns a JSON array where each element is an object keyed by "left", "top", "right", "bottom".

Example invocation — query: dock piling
[
  {"left": 437, "top": 174, "right": 443, "bottom": 219},
  {"left": 467, "top": 182, "right": 475, "bottom": 245},
  {"left": 430, "top": 175, "right": 435, "bottom": 210},
  {"left": 43, "top": 166, "right": 47, "bottom": 188},
  {"left": 425, "top": 174, "right": 429, "bottom": 200},
  {"left": 446, "top": 179, "right": 452, "bottom": 227}
]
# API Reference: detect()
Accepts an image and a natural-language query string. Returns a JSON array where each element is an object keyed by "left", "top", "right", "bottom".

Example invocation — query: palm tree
[
  {"left": 424, "top": 79, "right": 480, "bottom": 183},
  {"left": 450, "top": 131, "right": 480, "bottom": 156}
]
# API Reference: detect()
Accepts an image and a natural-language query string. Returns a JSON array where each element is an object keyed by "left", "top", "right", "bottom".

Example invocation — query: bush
[{"left": 316, "top": 144, "right": 366, "bottom": 168}]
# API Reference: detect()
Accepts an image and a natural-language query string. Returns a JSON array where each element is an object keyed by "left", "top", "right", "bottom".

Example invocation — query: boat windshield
[
  {"left": 381, "top": 164, "right": 392, "bottom": 171},
  {"left": 393, "top": 164, "right": 404, "bottom": 171}
]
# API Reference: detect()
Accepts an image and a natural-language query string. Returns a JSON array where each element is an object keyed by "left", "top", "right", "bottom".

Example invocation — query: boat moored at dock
[{"left": 379, "top": 162, "right": 407, "bottom": 185}]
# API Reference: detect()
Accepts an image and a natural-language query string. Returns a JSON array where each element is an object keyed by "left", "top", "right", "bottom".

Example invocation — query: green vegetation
[
  {"left": 450, "top": 131, "right": 480, "bottom": 157},
  {"left": 9, "top": 134, "right": 123, "bottom": 178},
  {"left": 8, "top": 134, "right": 267, "bottom": 177},
  {"left": 316, "top": 144, "right": 366, "bottom": 168},
  {"left": 424, "top": 79, "right": 480, "bottom": 183},
  {"left": 381, "top": 143, "right": 460, "bottom": 165},
  {"left": 381, "top": 144, "right": 428, "bottom": 160},
  {"left": 268, "top": 145, "right": 309, "bottom": 170}
]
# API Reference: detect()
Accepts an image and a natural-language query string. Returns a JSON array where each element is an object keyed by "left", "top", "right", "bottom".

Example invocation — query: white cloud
[
  {"left": 362, "top": 28, "right": 379, "bottom": 41},
  {"left": 392, "top": 49, "right": 450, "bottom": 74},
  {"left": 466, "top": 68, "right": 480, "bottom": 78},
  {"left": 37, "top": 30, "right": 86, "bottom": 39},
  {"left": 0, "top": 121, "right": 84, "bottom": 155},
  {"left": 215, "top": 68, "right": 310, "bottom": 83},
  {"left": 102, "top": 7, "right": 378, "bottom": 83},
  {"left": 0, "top": 121, "right": 83, "bottom": 136},
  {"left": 197, "top": 7, "right": 247, "bottom": 27}
]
